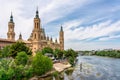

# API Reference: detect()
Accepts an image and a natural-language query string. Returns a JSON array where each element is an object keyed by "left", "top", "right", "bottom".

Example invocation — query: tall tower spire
[
  {"left": 59, "top": 25, "right": 64, "bottom": 50},
  {"left": 32, "top": 8, "right": 41, "bottom": 40},
  {"left": 35, "top": 7, "right": 39, "bottom": 18},
  {"left": 10, "top": 12, "right": 13, "bottom": 22},
  {"left": 31, "top": 8, "right": 41, "bottom": 55},
  {"left": 7, "top": 12, "right": 15, "bottom": 40}
]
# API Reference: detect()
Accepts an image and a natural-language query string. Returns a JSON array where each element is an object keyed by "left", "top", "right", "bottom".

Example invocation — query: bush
[
  {"left": 0, "top": 45, "right": 11, "bottom": 57},
  {"left": 68, "top": 56, "right": 75, "bottom": 66},
  {"left": 9, "top": 42, "right": 32, "bottom": 57},
  {"left": 64, "top": 49, "right": 77, "bottom": 66},
  {"left": 15, "top": 51, "right": 28, "bottom": 66},
  {"left": 54, "top": 49, "right": 64, "bottom": 59},
  {"left": 65, "top": 49, "right": 77, "bottom": 58},
  {"left": 0, "top": 58, "right": 14, "bottom": 80},
  {"left": 32, "top": 52, "right": 53, "bottom": 75},
  {"left": 42, "top": 47, "right": 53, "bottom": 55}
]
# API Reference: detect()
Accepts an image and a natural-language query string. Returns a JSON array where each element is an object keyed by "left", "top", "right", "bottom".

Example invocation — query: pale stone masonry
[{"left": 0, "top": 9, "right": 64, "bottom": 56}]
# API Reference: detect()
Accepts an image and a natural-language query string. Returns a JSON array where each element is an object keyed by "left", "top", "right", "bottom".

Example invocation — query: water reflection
[{"left": 64, "top": 55, "right": 120, "bottom": 80}]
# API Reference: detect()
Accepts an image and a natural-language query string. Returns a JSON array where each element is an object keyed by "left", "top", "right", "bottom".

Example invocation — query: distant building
[{"left": 0, "top": 9, "right": 64, "bottom": 56}]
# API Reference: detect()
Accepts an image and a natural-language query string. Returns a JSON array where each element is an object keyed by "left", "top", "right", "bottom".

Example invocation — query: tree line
[
  {"left": 0, "top": 42, "right": 78, "bottom": 80},
  {"left": 94, "top": 50, "right": 120, "bottom": 58}
]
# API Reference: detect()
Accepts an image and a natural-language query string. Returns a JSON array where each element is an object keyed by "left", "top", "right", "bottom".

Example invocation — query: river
[{"left": 64, "top": 55, "right": 120, "bottom": 80}]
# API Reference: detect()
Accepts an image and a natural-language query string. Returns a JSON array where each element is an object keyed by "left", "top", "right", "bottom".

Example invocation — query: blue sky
[{"left": 0, "top": 0, "right": 120, "bottom": 50}]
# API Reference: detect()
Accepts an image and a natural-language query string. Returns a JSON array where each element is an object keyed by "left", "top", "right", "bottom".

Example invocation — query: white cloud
[
  {"left": 64, "top": 20, "right": 120, "bottom": 41},
  {"left": 99, "top": 35, "right": 120, "bottom": 41},
  {"left": 38, "top": 0, "right": 94, "bottom": 24}
]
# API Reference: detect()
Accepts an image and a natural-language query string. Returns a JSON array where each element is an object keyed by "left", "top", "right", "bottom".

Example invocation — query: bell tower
[
  {"left": 32, "top": 8, "right": 41, "bottom": 41},
  {"left": 59, "top": 26, "right": 64, "bottom": 50},
  {"left": 31, "top": 8, "right": 42, "bottom": 55},
  {"left": 7, "top": 13, "right": 15, "bottom": 40}
]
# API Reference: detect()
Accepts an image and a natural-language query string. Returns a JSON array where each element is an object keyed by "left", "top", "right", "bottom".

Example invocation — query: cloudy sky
[{"left": 0, "top": 0, "right": 120, "bottom": 50}]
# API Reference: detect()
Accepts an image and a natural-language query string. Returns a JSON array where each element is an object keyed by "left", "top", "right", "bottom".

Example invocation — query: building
[{"left": 0, "top": 9, "right": 64, "bottom": 56}]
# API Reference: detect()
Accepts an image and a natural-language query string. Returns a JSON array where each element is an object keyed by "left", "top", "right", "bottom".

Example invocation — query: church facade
[{"left": 0, "top": 9, "right": 64, "bottom": 55}]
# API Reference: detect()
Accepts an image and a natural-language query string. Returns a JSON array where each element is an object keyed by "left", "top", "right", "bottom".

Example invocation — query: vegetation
[
  {"left": 95, "top": 50, "right": 120, "bottom": 58},
  {"left": 32, "top": 52, "right": 53, "bottom": 76},
  {"left": 41, "top": 47, "right": 53, "bottom": 55},
  {"left": 15, "top": 51, "right": 29, "bottom": 66},
  {"left": 65, "top": 68, "right": 74, "bottom": 75},
  {"left": 0, "top": 43, "right": 78, "bottom": 79},
  {"left": 0, "top": 43, "right": 53, "bottom": 80},
  {"left": 9, "top": 42, "right": 32, "bottom": 57},
  {"left": 54, "top": 48, "right": 64, "bottom": 59},
  {"left": 0, "top": 45, "right": 11, "bottom": 58},
  {"left": 65, "top": 49, "right": 78, "bottom": 66},
  {"left": 0, "top": 42, "right": 32, "bottom": 58},
  {"left": 0, "top": 58, "right": 33, "bottom": 80}
]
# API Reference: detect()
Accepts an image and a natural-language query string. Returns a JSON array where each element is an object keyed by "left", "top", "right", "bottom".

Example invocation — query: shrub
[
  {"left": 32, "top": 52, "right": 53, "bottom": 76},
  {"left": 9, "top": 42, "right": 32, "bottom": 57},
  {"left": 15, "top": 51, "right": 28, "bottom": 66},
  {"left": 42, "top": 47, "right": 53, "bottom": 55}
]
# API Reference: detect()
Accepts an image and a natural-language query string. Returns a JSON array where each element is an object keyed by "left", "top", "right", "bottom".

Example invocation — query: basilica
[{"left": 0, "top": 9, "right": 64, "bottom": 55}]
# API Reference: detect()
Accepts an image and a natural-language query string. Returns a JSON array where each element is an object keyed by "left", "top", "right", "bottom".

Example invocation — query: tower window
[
  {"left": 35, "top": 23, "right": 36, "bottom": 28},
  {"left": 35, "top": 34, "right": 36, "bottom": 39},
  {"left": 37, "top": 23, "right": 39, "bottom": 28}
]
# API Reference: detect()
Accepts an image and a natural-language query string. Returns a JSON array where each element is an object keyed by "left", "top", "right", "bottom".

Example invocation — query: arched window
[
  {"left": 35, "top": 33, "right": 36, "bottom": 39},
  {"left": 37, "top": 23, "right": 39, "bottom": 29},
  {"left": 35, "top": 23, "right": 36, "bottom": 28},
  {"left": 41, "top": 36, "right": 43, "bottom": 40}
]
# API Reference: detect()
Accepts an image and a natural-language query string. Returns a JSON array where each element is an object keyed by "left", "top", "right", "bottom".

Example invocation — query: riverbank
[
  {"left": 53, "top": 61, "right": 71, "bottom": 72},
  {"left": 30, "top": 61, "right": 72, "bottom": 80}
]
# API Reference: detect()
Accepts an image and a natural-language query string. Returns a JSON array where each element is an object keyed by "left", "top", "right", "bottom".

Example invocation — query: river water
[{"left": 64, "top": 55, "right": 120, "bottom": 80}]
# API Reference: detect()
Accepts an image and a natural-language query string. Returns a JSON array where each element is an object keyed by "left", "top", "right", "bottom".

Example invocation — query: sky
[{"left": 0, "top": 0, "right": 120, "bottom": 50}]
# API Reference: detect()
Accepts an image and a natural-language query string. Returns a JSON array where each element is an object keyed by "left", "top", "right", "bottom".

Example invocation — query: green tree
[
  {"left": 68, "top": 56, "right": 75, "bottom": 66},
  {"left": 65, "top": 49, "right": 77, "bottom": 58},
  {"left": 54, "top": 48, "right": 65, "bottom": 59},
  {"left": 0, "top": 57, "right": 33, "bottom": 80},
  {"left": 65, "top": 49, "right": 78, "bottom": 66},
  {"left": 15, "top": 51, "right": 28, "bottom": 66},
  {"left": 0, "top": 58, "right": 14, "bottom": 80},
  {"left": 0, "top": 45, "right": 11, "bottom": 57},
  {"left": 32, "top": 52, "right": 53, "bottom": 76},
  {"left": 42, "top": 47, "right": 53, "bottom": 55},
  {"left": 9, "top": 42, "right": 32, "bottom": 57}
]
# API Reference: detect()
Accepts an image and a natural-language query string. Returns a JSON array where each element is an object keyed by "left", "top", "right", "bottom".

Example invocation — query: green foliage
[
  {"left": 42, "top": 47, "right": 53, "bottom": 55},
  {"left": 0, "top": 50, "right": 1, "bottom": 58},
  {"left": 68, "top": 56, "right": 75, "bottom": 66},
  {"left": 52, "top": 71, "right": 59, "bottom": 79},
  {"left": 65, "top": 49, "right": 77, "bottom": 66},
  {"left": 54, "top": 48, "right": 64, "bottom": 59},
  {"left": 13, "top": 65, "right": 33, "bottom": 80},
  {"left": 9, "top": 42, "right": 32, "bottom": 57},
  {"left": 0, "top": 58, "right": 33, "bottom": 80},
  {"left": 95, "top": 50, "right": 120, "bottom": 58},
  {"left": 65, "top": 49, "right": 77, "bottom": 58},
  {"left": 32, "top": 52, "right": 53, "bottom": 75},
  {"left": 0, "top": 42, "right": 32, "bottom": 58},
  {"left": 15, "top": 51, "right": 28, "bottom": 66},
  {"left": 65, "top": 68, "right": 74, "bottom": 75},
  {"left": 0, "top": 58, "right": 14, "bottom": 80},
  {"left": 0, "top": 45, "right": 11, "bottom": 57},
  {"left": 52, "top": 71, "right": 59, "bottom": 77}
]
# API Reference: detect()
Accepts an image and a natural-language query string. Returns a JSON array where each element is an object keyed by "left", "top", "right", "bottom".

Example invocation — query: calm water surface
[{"left": 65, "top": 55, "right": 120, "bottom": 80}]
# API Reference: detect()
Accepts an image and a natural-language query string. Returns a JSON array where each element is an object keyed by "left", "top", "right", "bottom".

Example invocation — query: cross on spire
[
  {"left": 35, "top": 6, "right": 39, "bottom": 18},
  {"left": 10, "top": 12, "right": 13, "bottom": 22}
]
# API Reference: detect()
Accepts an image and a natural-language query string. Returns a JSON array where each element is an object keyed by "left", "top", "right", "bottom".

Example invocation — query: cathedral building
[{"left": 0, "top": 9, "right": 64, "bottom": 55}]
